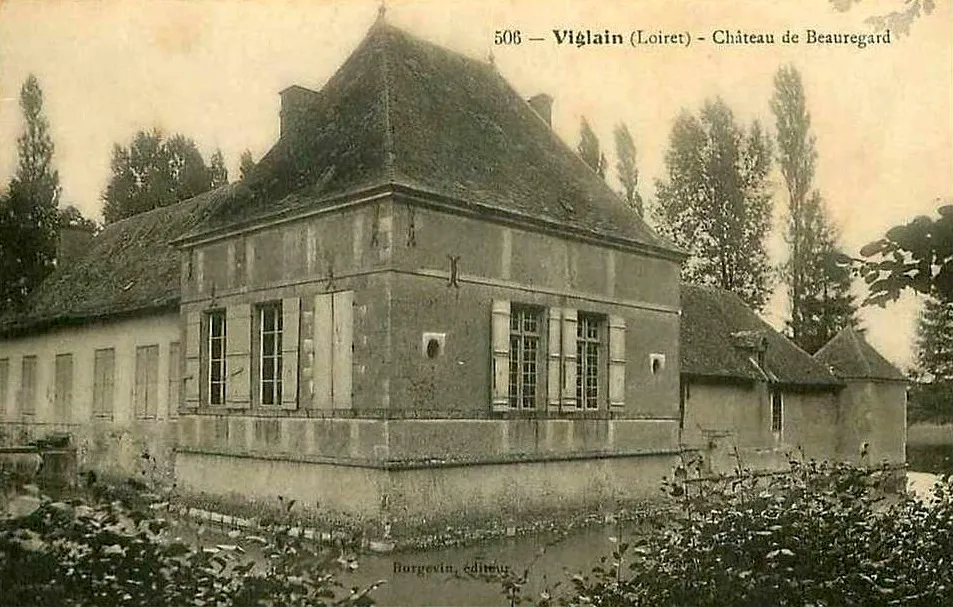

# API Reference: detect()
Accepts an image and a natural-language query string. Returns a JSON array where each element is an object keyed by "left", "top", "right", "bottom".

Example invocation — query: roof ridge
[{"left": 847, "top": 327, "right": 874, "bottom": 377}]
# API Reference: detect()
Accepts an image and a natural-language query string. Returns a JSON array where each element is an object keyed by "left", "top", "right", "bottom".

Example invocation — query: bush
[
  {"left": 0, "top": 487, "right": 381, "bottom": 607},
  {"left": 539, "top": 462, "right": 953, "bottom": 607}
]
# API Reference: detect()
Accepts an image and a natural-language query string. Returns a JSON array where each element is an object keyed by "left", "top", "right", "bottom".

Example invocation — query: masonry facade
[{"left": 0, "top": 18, "right": 907, "bottom": 526}]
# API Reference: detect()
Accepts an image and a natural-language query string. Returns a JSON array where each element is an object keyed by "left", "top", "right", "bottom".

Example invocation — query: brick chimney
[
  {"left": 279, "top": 85, "right": 320, "bottom": 139},
  {"left": 528, "top": 93, "right": 553, "bottom": 127},
  {"left": 56, "top": 225, "right": 95, "bottom": 268}
]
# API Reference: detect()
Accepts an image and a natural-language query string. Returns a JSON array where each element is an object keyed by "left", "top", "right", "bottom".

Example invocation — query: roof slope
[
  {"left": 814, "top": 327, "right": 906, "bottom": 382},
  {"left": 680, "top": 284, "right": 842, "bottom": 387},
  {"left": 194, "top": 21, "right": 676, "bottom": 256},
  {"left": 0, "top": 186, "right": 230, "bottom": 334}
]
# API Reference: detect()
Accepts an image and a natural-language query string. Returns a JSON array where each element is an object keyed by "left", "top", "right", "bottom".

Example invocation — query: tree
[
  {"left": 914, "top": 297, "right": 953, "bottom": 381},
  {"left": 0, "top": 74, "right": 60, "bottom": 312},
  {"left": 577, "top": 117, "right": 606, "bottom": 177},
  {"left": 859, "top": 203, "right": 953, "bottom": 305},
  {"left": 102, "top": 130, "right": 221, "bottom": 223},
  {"left": 614, "top": 123, "right": 644, "bottom": 217},
  {"left": 829, "top": 0, "right": 936, "bottom": 35},
  {"left": 239, "top": 149, "right": 256, "bottom": 181},
  {"left": 57, "top": 205, "right": 99, "bottom": 232},
  {"left": 208, "top": 148, "right": 228, "bottom": 188},
  {"left": 772, "top": 65, "right": 858, "bottom": 352},
  {"left": 654, "top": 98, "right": 774, "bottom": 310}
]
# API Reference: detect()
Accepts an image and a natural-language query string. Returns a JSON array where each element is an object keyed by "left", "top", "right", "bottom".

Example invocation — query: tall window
[
  {"left": 0, "top": 359, "right": 8, "bottom": 418},
  {"left": 54, "top": 353, "right": 73, "bottom": 420},
  {"left": 576, "top": 315, "right": 601, "bottom": 409},
  {"left": 20, "top": 356, "right": 37, "bottom": 416},
  {"left": 508, "top": 307, "right": 540, "bottom": 409},
  {"left": 93, "top": 348, "right": 115, "bottom": 418},
  {"left": 208, "top": 310, "right": 226, "bottom": 405},
  {"left": 259, "top": 302, "right": 283, "bottom": 406},
  {"left": 771, "top": 389, "right": 783, "bottom": 440},
  {"left": 135, "top": 345, "right": 160, "bottom": 418}
]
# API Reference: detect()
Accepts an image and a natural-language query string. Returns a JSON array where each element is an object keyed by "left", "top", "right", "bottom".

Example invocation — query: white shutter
[
  {"left": 491, "top": 300, "right": 511, "bottom": 412},
  {"left": 225, "top": 304, "right": 251, "bottom": 408},
  {"left": 608, "top": 315, "right": 626, "bottom": 411},
  {"left": 312, "top": 293, "right": 333, "bottom": 409},
  {"left": 561, "top": 308, "right": 578, "bottom": 410},
  {"left": 281, "top": 297, "right": 300, "bottom": 409},
  {"left": 547, "top": 308, "right": 562, "bottom": 412},
  {"left": 332, "top": 291, "right": 353, "bottom": 409},
  {"left": 184, "top": 312, "right": 201, "bottom": 407}
]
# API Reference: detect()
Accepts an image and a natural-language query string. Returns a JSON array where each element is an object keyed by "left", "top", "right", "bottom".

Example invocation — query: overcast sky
[{"left": 1, "top": 0, "right": 950, "bottom": 368}]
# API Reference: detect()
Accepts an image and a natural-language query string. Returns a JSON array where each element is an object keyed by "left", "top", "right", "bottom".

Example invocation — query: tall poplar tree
[
  {"left": 0, "top": 74, "right": 60, "bottom": 311},
  {"left": 614, "top": 123, "right": 643, "bottom": 217},
  {"left": 655, "top": 98, "right": 774, "bottom": 310},
  {"left": 577, "top": 117, "right": 606, "bottom": 177},
  {"left": 772, "top": 65, "right": 858, "bottom": 352}
]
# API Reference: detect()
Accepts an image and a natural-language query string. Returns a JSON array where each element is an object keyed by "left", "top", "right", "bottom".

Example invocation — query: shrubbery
[
  {"left": 0, "top": 477, "right": 381, "bottom": 607},
  {"left": 531, "top": 462, "right": 953, "bottom": 607}
]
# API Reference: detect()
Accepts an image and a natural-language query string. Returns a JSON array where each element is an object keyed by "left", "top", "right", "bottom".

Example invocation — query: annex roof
[
  {"left": 680, "top": 284, "right": 843, "bottom": 388},
  {"left": 814, "top": 326, "right": 907, "bottom": 383}
]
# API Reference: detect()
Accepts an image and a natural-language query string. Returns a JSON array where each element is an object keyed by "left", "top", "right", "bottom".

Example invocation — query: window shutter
[
  {"left": 184, "top": 312, "right": 201, "bottom": 408},
  {"left": 225, "top": 304, "right": 251, "bottom": 408},
  {"left": 281, "top": 297, "right": 301, "bottom": 409},
  {"left": 312, "top": 293, "right": 333, "bottom": 409},
  {"left": 135, "top": 348, "right": 147, "bottom": 419},
  {"left": 491, "top": 299, "right": 511, "bottom": 412},
  {"left": 332, "top": 291, "right": 353, "bottom": 409},
  {"left": 547, "top": 308, "right": 562, "bottom": 412},
  {"left": 560, "top": 308, "right": 578, "bottom": 410},
  {"left": 608, "top": 315, "right": 626, "bottom": 411}
]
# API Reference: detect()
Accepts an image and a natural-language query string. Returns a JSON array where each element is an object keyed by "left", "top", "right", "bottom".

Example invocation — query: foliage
[
  {"left": 915, "top": 297, "right": 953, "bottom": 381},
  {"left": 0, "top": 485, "right": 381, "bottom": 607},
  {"left": 829, "top": 0, "right": 936, "bottom": 35},
  {"left": 772, "top": 65, "right": 858, "bottom": 353},
  {"left": 907, "top": 380, "right": 953, "bottom": 424},
  {"left": 577, "top": 117, "right": 606, "bottom": 178},
  {"left": 58, "top": 205, "right": 100, "bottom": 233},
  {"left": 613, "top": 123, "right": 643, "bottom": 217},
  {"left": 654, "top": 97, "right": 774, "bottom": 310},
  {"left": 102, "top": 130, "right": 226, "bottom": 224},
  {"left": 239, "top": 149, "right": 257, "bottom": 181},
  {"left": 859, "top": 204, "right": 953, "bottom": 306},
  {"left": 534, "top": 462, "right": 953, "bottom": 607},
  {"left": 0, "top": 74, "right": 61, "bottom": 313}
]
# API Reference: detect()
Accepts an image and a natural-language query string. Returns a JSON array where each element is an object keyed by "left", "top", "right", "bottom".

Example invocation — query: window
[
  {"left": 576, "top": 314, "right": 602, "bottom": 409},
  {"left": 508, "top": 307, "right": 540, "bottom": 409},
  {"left": 20, "top": 356, "right": 37, "bottom": 416},
  {"left": 208, "top": 310, "right": 226, "bottom": 405},
  {"left": 258, "top": 302, "right": 283, "bottom": 406},
  {"left": 93, "top": 348, "right": 115, "bottom": 419},
  {"left": 0, "top": 359, "right": 8, "bottom": 418},
  {"left": 135, "top": 345, "right": 159, "bottom": 418},
  {"left": 771, "top": 389, "right": 783, "bottom": 440},
  {"left": 168, "top": 342, "right": 180, "bottom": 413},
  {"left": 54, "top": 354, "right": 73, "bottom": 420}
]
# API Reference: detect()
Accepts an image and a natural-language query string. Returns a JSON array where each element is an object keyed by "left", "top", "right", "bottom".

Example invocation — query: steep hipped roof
[
  {"left": 190, "top": 20, "right": 678, "bottom": 258},
  {"left": 814, "top": 327, "right": 906, "bottom": 382},
  {"left": 0, "top": 186, "right": 230, "bottom": 335},
  {"left": 680, "top": 284, "right": 842, "bottom": 388}
]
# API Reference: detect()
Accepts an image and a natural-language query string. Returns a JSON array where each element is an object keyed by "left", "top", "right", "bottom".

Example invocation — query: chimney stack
[
  {"left": 56, "top": 225, "right": 96, "bottom": 269},
  {"left": 279, "top": 85, "right": 320, "bottom": 138},
  {"left": 528, "top": 93, "right": 553, "bottom": 127}
]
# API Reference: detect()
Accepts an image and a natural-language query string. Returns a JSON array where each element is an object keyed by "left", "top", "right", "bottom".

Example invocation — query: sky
[{"left": 0, "top": 0, "right": 950, "bottom": 368}]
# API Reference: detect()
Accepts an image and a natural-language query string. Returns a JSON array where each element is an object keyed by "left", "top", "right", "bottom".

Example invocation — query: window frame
[
  {"left": 53, "top": 353, "right": 74, "bottom": 421},
  {"left": 207, "top": 309, "right": 227, "bottom": 406},
  {"left": 770, "top": 388, "right": 783, "bottom": 441},
  {"left": 576, "top": 313, "right": 604, "bottom": 410},
  {"left": 135, "top": 345, "right": 160, "bottom": 419},
  {"left": 507, "top": 305, "right": 543, "bottom": 410},
  {"left": 257, "top": 301, "right": 284, "bottom": 407},
  {"left": 20, "top": 355, "right": 37, "bottom": 416}
]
